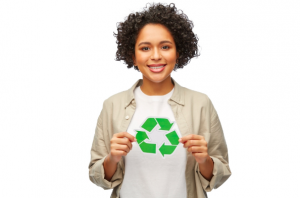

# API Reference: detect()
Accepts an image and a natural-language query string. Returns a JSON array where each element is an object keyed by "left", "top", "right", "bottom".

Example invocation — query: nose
[{"left": 151, "top": 47, "right": 161, "bottom": 60}]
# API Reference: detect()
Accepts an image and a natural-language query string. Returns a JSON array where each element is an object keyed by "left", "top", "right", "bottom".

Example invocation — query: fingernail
[
  {"left": 134, "top": 138, "right": 137, "bottom": 141},
  {"left": 179, "top": 138, "right": 182, "bottom": 142}
]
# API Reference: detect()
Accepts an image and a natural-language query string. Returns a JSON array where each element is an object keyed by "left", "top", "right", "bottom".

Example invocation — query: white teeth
[{"left": 149, "top": 65, "right": 165, "bottom": 69}]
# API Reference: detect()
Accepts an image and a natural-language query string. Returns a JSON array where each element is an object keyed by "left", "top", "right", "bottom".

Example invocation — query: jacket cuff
[
  {"left": 195, "top": 156, "right": 224, "bottom": 192},
  {"left": 89, "top": 155, "right": 123, "bottom": 190}
]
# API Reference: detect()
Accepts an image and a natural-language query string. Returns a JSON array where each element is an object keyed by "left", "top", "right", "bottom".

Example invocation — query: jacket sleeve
[
  {"left": 196, "top": 96, "right": 232, "bottom": 192},
  {"left": 88, "top": 100, "right": 124, "bottom": 190}
]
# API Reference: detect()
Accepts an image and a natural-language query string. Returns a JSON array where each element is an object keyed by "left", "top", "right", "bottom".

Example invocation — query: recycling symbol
[{"left": 135, "top": 117, "right": 180, "bottom": 157}]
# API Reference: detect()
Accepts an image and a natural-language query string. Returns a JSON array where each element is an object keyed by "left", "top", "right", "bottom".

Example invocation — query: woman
[{"left": 88, "top": 3, "right": 231, "bottom": 198}]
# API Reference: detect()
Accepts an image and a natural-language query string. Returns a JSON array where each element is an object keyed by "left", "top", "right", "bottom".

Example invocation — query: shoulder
[
  {"left": 181, "top": 86, "right": 217, "bottom": 118},
  {"left": 182, "top": 86, "right": 211, "bottom": 105},
  {"left": 101, "top": 89, "right": 128, "bottom": 110}
]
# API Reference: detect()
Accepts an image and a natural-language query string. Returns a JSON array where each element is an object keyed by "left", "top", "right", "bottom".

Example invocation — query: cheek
[
  {"left": 163, "top": 52, "right": 177, "bottom": 62},
  {"left": 135, "top": 52, "right": 149, "bottom": 64}
]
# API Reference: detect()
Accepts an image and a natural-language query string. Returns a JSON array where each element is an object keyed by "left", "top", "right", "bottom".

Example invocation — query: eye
[
  {"left": 142, "top": 47, "right": 150, "bottom": 51},
  {"left": 162, "top": 46, "right": 170, "bottom": 49}
]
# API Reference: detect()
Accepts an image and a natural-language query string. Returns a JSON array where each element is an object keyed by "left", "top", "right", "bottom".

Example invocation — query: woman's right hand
[{"left": 108, "top": 132, "right": 137, "bottom": 163}]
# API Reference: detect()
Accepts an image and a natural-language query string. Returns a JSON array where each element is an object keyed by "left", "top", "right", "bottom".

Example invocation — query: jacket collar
[{"left": 124, "top": 77, "right": 185, "bottom": 108}]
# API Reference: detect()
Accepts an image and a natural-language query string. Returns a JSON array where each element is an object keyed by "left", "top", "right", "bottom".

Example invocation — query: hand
[
  {"left": 109, "top": 132, "right": 137, "bottom": 163},
  {"left": 179, "top": 134, "right": 210, "bottom": 164}
]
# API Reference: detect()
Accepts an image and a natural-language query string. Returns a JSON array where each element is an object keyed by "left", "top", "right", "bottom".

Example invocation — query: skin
[
  {"left": 132, "top": 23, "right": 179, "bottom": 96},
  {"left": 179, "top": 135, "right": 214, "bottom": 181},
  {"left": 104, "top": 23, "right": 214, "bottom": 182}
]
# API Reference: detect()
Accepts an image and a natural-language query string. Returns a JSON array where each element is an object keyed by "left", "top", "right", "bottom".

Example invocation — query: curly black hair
[{"left": 113, "top": 2, "right": 200, "bottom": 71}]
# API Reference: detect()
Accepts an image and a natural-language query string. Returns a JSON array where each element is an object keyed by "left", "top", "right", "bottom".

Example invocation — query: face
[{"left": 132, "top": 23, "right": 179, "bottom": 83}]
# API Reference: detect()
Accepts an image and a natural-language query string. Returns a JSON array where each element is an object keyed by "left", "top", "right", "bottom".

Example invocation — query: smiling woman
[
  {"left": 113, "top": 2, "right": 200, "bottom": 72},
  {"left": 88, "top": 2, "right": 231, "bottom": 198},
  {"left": 133, "top": 23, "right": 179, "bottom": 95}
]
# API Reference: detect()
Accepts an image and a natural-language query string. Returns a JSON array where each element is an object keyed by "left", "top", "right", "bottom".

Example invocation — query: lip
[
  {"left": 147, "top": 64, "right": 166, "bottom": 73},
  {"left": 147, "top": 64, "right": 167, "bottom": 67}
]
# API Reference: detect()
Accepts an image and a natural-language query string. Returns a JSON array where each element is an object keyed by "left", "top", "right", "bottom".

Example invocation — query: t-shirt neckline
[{"left": 135, "top": 85, "right": 174, "bottom": 102}]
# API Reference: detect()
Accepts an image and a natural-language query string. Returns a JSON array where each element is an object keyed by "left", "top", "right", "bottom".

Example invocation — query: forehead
[{"left": 136, "top": 23, "right": 174, "bottom": 43}]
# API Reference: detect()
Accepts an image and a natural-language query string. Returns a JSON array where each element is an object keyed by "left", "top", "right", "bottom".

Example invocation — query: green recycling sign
[{"left": 135, "top": 117, "right": 180, "bottom": 157}]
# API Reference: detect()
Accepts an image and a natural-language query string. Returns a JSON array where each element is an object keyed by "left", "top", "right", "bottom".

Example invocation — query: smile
[
  {"left": 148, "top": 65, "right": 164, "bottom": 69},
  {"left": 147, "top": 64, "right": 166, "bottom": 73}
]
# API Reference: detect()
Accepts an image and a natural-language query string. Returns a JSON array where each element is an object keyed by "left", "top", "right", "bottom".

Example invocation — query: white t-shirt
[{"left": 119, "top": 85, "right": 187, "bottom": 198}]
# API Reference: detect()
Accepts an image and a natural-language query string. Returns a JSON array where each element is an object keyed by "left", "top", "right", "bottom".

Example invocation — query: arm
[
  {"left": 103, "top": 154, "right": 118, "bottom": 182},
  {"left": 198, "top": 155, "right": 214, "bottom": 181},
  {"left": 196, "top": 96, "right": 232, "bottom": 192},
  {"left": 88, "top": 100, "right": 124, "bottom": 190}
]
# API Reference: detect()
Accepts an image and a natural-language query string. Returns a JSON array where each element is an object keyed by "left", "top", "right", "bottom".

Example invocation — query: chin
[{"left": 146, "top": 75, "right": 170, "bottom": 83}]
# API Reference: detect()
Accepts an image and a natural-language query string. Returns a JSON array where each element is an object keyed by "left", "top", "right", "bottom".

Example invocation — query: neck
[{"left": 140, "top": 75, "right": 174, "bottom": 96}]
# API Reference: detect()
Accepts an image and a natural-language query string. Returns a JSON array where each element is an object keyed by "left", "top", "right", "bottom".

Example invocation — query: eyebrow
[{"left": 137, "top": 40, "right": 173, "bottom": 47}]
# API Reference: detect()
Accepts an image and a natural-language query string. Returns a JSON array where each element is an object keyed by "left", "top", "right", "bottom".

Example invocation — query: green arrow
[
  {"left": 139, "top": 141, "right": 156, "bottom": 153},
  {"left": 166, "top": 130, "right": 180, "bottom": 145},
  {"left": 155, "top": 118, "right": 173, "bottom": 131},
  {"left": 159, "top": 143, "right": 177, "bottom": 157},
  {"left": 141, "top": 118, "right": 157, "bottom": 132},
  {"left": 135, "top": 130, "right": 149, "bottom": 144}
]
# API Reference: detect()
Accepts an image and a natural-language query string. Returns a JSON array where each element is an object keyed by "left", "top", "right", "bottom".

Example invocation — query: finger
[
  {"left": 116, "top": 131, "right": 136, "bottom": 142},
  {"left": 124, "top": 132, "right": 137, "bottom": 142},
  {"left": 113, "top": 144, "right": 131, "bottom": 153},
  {"left": 187, "top": 146, "right": 207, "bottom": 153},
  {"left": 179, "top": 134, "right": 203, "bottom": 143},
  {"left": 111, "top": 150, "right": 128, "bottom": 157},
  {"left": 183, "top": 139, "right": 202, "bottom": 148},
  {"left": 114, "top": 137, "right": 133, "bottom": 150}
]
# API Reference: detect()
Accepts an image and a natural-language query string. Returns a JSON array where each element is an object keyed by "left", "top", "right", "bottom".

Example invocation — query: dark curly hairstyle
[{"left": 113, "top": 2, "right": 200, "bottom": 71}]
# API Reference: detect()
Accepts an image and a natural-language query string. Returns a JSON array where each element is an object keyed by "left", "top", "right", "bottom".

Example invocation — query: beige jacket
[{"left": 88, "top": 77, "right": 231, "bottom": 198}]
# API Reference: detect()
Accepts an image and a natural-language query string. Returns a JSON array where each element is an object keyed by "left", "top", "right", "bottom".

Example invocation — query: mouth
[{"left": 147, "top": 64, "right": 166, "bottom": 73}]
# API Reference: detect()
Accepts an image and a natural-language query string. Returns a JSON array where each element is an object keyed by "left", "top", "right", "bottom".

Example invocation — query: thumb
[{"left": 124, "top": 132, "right": 137, "bottom": 142}]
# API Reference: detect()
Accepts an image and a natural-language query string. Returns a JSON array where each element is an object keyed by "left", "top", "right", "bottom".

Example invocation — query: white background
[{"left": 1, "top": 0, "right": 299, "bottom": 197}]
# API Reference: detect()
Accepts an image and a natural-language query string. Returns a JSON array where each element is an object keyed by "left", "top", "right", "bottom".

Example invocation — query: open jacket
[{"left": 88, "top": 77, "right": 231, "bottom": 198}]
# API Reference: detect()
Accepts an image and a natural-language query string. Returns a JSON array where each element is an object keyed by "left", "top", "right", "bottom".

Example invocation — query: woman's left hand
[{"left": 179, "top": 134, "right": 210, "bottom": 164}]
